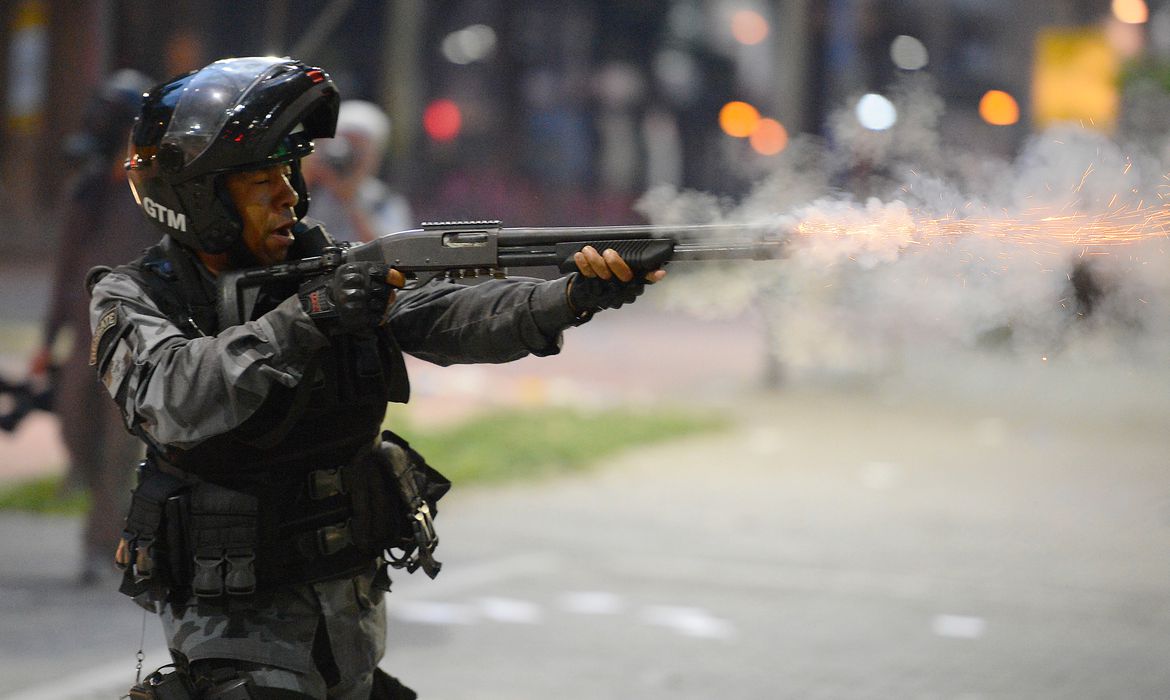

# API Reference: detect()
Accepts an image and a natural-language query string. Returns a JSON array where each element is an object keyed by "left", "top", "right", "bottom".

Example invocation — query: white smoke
[{"left": 637, "top": 78, "right": 1170, "bottom": 395}]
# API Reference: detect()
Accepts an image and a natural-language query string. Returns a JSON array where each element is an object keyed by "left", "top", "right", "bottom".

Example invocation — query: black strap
[
  {"left": 160, "top": 236, "right": 220, "bottom": 335},
  {"left": 118, "top": 238, "right": 219, "bottom": 339},
  {"left": 119, "top": 467, "right": 189, "bottom": 597}
]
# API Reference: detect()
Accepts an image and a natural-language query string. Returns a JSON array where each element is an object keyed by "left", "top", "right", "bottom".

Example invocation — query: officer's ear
[{"left": 211, "top": 174, "right": 246, "bottom": 242}]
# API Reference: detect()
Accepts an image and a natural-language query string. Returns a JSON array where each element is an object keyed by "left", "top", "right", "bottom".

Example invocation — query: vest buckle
[
  {"left": 317, "top": 520, "right": 354, "bottom": 556},
  {"left": 224, "top": 549, "right": 256, "bottom": 596},
  {"left": 309, "top": 468, "right": 347, "bottom": 500},
  {"left": 192, "top": 554, "right": 225, "bottom": 597}
]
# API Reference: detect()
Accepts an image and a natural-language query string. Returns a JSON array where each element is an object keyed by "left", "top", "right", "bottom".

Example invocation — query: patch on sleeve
[
  {"left": 101, "top": 338, "right": 134, "bottom": 399},
  {"left": 89, "top": 308, "right": 119, "bottom": 366}
]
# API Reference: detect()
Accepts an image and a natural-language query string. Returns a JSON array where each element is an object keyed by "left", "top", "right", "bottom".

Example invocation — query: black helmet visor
[{"left": 162, "top": 56, "right": 288, "bottom": 166}]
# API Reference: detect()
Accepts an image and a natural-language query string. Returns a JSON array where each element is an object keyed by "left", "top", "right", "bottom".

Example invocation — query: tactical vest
[{"left": 112, "top": 231, "right": 432, "bottom": 604}]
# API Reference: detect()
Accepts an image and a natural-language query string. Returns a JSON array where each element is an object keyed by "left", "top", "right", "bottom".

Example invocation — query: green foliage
[
  {"left": 392, "top": 406, "right": 725, "bottom": 484},
  {"left": 0, "top": 406, "right": 723, "bottom": 513},
  {"left": 1120, "top": 59, "right": 1170, "bottom": 94},
  {"left": 0, "top": 476, "right": 88, "bottom": 515}
]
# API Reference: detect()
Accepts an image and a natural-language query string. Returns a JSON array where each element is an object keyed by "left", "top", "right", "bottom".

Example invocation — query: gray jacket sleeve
[
  {"left": 89, "top": 270, "right": 329, "bottom": 450},
  {"left": 388, "top": 276, "right": 580, "bottom": 366}
]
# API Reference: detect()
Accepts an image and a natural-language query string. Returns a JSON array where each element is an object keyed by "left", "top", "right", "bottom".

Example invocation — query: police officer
[{"left": 90, "top": 57, "right": 661, "bottom": 699}]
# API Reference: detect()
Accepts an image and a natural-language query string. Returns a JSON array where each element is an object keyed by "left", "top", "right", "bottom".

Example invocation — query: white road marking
[
  {"left": 476, "top": 596, "right": 543, "bottom": 624},
  {"left": 390, "top": 600, "right": 478, "bottom": 625},
  {"left": 558, "top": 590, "right": 625, "bottom": 615},
  {"left": 639, "top": 605, "right": 737, "bottom": 640},
  {"left": 932, "top": 614, "right": 987, "bottom": 639}
]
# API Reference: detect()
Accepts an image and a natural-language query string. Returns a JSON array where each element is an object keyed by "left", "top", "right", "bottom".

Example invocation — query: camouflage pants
[{"left": 160, "top": 571, "right": 387, "bottom": 698}]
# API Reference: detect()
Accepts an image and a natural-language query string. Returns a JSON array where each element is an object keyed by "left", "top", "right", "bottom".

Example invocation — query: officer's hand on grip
[
  {"left": 298, "top": 262, "right": 406, "bottom": 333},
  {"left": 567, "top": 245, "right": 666, "bottom": 317}
]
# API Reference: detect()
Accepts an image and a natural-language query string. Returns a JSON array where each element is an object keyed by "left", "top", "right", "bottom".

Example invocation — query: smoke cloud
[{"left": 637, "top": 78, "right": 1170, "bottom": 401}]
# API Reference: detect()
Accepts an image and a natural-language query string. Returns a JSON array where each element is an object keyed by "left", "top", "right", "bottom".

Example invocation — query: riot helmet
[{"left": 126, "top": 57, "right": 339, "bottom": 253}]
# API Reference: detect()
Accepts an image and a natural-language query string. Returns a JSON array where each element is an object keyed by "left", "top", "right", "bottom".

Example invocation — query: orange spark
[{"left": 789, "top": 200, "right": 1170, "bottom": 250}]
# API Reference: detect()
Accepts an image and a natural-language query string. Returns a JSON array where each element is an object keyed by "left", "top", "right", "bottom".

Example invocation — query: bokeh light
[
  {"left": 731, "top": 10, "right": 770, "bottom": 45},
  {"left": 441, "top": 24, "right": 497, "bottom": 64},
  {"left": 1033, "top": 28, "right": 1120, "bottom": 129},
  {"left": 749, "top": 118, "right": 788, "bottom": 155},
  {"left": 1112, "top": 0, "right": 1149, "bottom": 24},
  {"left": 979, "top": 90, "right": 1020, "bottom": 126},
  {"left": 719, "top": 101, "right": 761, "bottom": 138},
  {"left": 423, "top": 99, "right": 462, "bottom": 142},
  {"left": 856, "top": 93, "right": 897, "bottom": 131},
  {"left": 890, "top": 35, "right": 929, "bottom": 70}
]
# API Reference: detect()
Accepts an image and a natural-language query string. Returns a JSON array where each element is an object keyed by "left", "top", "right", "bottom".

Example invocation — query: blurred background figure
[
  {"left": 27, "top": 68, "right": 155, "bottom": 586},
  {"left": 302, "top": 99, "right": 414, "bottom": 242}
]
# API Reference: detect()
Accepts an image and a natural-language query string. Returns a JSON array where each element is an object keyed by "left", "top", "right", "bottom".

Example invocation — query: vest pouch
[
  {"left": 344, "top": 430, "right": 450, "bottom": 580},
  {"left": 343, "top": 447, "right": 404, "bottom": 555},
  {"left": 118, "top": 467, "right": 189, "bottom": 599},
  {"left": 187, "top": 482, "right": 259, "bottom": 599},
  {"left": 386, "top": 430, "right": 452, "bottom": 512}
]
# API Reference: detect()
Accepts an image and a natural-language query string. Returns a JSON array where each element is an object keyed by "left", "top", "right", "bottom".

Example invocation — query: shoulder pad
[{"left": 85, "top": 266, "right": 113, "bottom": 296}]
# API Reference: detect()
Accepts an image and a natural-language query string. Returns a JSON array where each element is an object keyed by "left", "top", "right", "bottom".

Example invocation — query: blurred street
[{"left": 2, "top": 351, "right": 1169, "bottom": 698}]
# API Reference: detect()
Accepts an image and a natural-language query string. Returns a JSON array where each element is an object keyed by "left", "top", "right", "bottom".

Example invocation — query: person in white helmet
[{"left": 301, "top": 99, "right": 413, "bottom": 243}]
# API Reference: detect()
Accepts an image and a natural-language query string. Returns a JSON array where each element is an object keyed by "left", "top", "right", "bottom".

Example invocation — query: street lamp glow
[
  {"left": 856, "top": 93, "right": 897, "bottom": 131},
  {"left": 719, "top": 101, "right": 761, "bottom": 138},
  {"left": 441, "top": 24, "right": 498, "bottom": 64},
  {"left": 750, "top": 118, "right": 788, "bottom": 155},
  {"left": 979, "top": 90, "right": 1020, "bottom": 126},
  {"left": 731, "top": 10, "right": 769, "bottom": 45},
  {"left": 423, "top": 99, "right": 462, "bottom": 142},
  {"left": 1112, "top": 0, "right": 1149, "bottom": 24}
]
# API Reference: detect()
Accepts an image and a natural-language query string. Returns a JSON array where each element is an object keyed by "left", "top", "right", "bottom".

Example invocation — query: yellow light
[
  {"left": 750, "top": 118, "right": 788, "bottom": 155},
  {"left": 731, "top": 10, "right": 769, "bottom": 45},
  {"left": 719, "top": 101, "right": 760, "bottom": 138},
  {"left": 1112, "top": 0, "right": 1149, "bottom": 24},
  {"left": 14, "top": 0, "right": 48, "bottom": 27},
  {"left": 979, "top": 90, "right": 1020, "bottom": 126},
  {"left": 1032, "top": 28, "right": 1119, "bottom": 131}
]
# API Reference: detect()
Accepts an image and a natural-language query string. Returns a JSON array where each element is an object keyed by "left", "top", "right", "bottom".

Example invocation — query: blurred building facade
[{"left": 1, "top": 0, "right": 1165, "bottom": 253}]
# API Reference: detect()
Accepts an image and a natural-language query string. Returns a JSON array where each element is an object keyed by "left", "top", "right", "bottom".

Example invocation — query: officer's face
[{"left": 224, "top": 164, "right": 299, "bottom": 266}]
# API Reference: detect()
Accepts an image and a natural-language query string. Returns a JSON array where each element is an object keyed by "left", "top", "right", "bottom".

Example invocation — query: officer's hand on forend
[
  {"left": 298, "top": 262, "right": 405, "bottom": 333},
  {"left": 567, "top": 245, "right": 666, "bottom": 317}
]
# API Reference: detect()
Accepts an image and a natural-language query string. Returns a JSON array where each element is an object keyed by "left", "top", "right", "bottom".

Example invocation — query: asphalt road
[{"left": 2, "top": 383, "right": 1168, "bottom": 700}]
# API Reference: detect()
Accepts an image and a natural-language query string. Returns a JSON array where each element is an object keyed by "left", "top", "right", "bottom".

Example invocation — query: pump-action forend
[{"left": 219, "top": 220, "right": 786, "bottom": 325}]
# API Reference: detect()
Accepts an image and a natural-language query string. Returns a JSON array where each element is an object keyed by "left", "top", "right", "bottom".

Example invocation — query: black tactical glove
[
  {"left": 299, "top": 262, "right": 395, "bottom": 334},
  {"left": 566, "top": 272, "right": 647, "bottom": 319}
]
